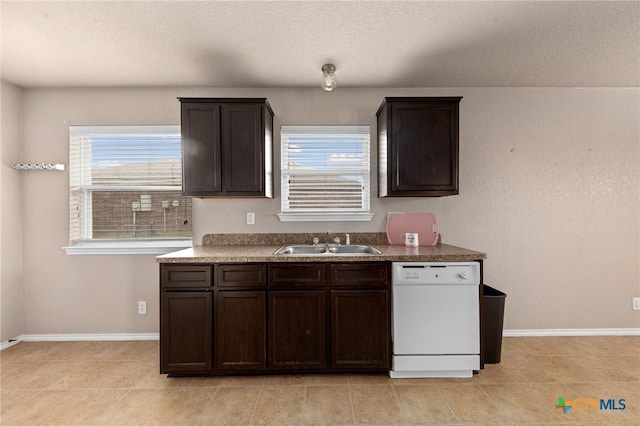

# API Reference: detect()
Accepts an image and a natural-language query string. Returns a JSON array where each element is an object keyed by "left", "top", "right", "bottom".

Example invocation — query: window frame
[
  {"left": 64, "top": 125, "right": 193, "bottom": 255},
  {"left": 278, "top": 125, "right": 373, "bottom": 222}
]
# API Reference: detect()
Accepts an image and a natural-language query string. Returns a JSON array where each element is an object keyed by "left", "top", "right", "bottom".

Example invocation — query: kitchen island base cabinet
[
  {"left": 159, "top": 262, "right": 390, "bottom": 376},
  {"left": 160, "top": 291, "right": 212, "bottom": 374}
]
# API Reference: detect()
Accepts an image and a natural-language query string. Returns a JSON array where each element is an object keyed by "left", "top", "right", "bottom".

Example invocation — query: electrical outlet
[
  {"left": 246, "top": 212, "right": 255, "bottom": 225},
  {"left": 138, "top": 301, "right": 147, "bottom": 315},
  {"left": 633, "top": 298, "right": 640, "bottom": 311}
]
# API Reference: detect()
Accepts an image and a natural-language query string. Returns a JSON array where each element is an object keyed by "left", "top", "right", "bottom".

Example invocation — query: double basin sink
[{"left": 274, "top": 244, "right": 382, "bottom": 256}]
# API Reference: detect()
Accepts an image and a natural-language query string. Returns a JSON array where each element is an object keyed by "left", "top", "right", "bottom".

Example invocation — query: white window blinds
[
  {"left": 68, "top": 126, "right": 192, "bottom": 242},
  {"left": 280, "top": 126, "right": 371, "bottom": 216}
]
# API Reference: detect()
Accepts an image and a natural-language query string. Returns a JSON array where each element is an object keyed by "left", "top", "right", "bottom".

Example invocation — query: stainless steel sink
[
  {"left": 326, "top": 244, "right": 382, "bottom": 255},
  {"left": 273, "top": 244, "right": 382, "bottom": 256},
  {"left": 272, "top": 245, "right": 328, "bottom": 255}
]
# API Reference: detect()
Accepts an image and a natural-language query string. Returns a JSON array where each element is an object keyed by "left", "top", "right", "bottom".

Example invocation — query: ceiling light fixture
[{"left": 321, "top": 64, "right": 337, "bottom": 91}]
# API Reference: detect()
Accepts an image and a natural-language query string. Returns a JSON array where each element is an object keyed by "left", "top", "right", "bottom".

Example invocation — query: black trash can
[{"left": 482, "top": 285, "right": 506, "bottom": 364}]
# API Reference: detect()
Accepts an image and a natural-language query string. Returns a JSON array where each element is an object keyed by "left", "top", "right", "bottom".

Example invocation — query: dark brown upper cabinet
[
  {"left": 179, "top": 98, "right": 274, "bottom": 197},
  {"left": 377, "top": 97, "right": 461, "bottom": 197}
]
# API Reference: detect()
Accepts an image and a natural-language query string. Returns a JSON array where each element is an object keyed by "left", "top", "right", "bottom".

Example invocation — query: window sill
[
  {"left": 277, "top": 212, "right": 374, "bottom": 222},
  {"left": 63, "top": 239, "right": 193, "bottom": 255}
]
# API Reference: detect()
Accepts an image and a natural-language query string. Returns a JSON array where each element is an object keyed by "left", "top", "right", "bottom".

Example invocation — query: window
[
  {"left": 65, "top": 126, "right": 192, "bottom": 254},
  {"left": 279, "top": 126, "right": 373, "bottom": 222}
]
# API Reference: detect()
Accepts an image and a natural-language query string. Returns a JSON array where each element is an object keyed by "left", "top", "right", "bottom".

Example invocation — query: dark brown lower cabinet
[
  {"left": 160, "top": 291, "right": 213, "bottom": 374},
  {"left": 331, "top": 290, "right": 389, "bottom": 369},
  {"left": 269, "top": 291, "right": 326, "bottom": 370},
  {"left": 215, "top": 291, "right": 266, "bottom": 371},
  {"left": 160, "top": 262, "right": 390, "bottom": 375}
]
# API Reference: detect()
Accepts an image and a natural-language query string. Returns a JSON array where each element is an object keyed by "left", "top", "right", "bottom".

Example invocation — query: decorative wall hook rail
[{"left": 11, "top": 163, "right": 66, "bottom": 171}]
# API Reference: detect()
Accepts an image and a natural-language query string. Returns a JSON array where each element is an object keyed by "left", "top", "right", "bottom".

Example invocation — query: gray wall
[
  {"left": 5, "top": 85, "right": 639, "bottom": 339},
  {"left": 1, "top": 81, "right": 24, "bottom": 342}
]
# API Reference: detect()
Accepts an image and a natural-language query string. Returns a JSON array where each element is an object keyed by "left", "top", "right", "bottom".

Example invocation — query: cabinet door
[
  {"left": 160, "top": 291, "right": 212, "bottom": 374},
  {"left": 269, "top": 291, "right": 326, "bottom": 370},
  {"left": 222, "top": 104, "right": 264, "bottom": 194},
  {"left": 215, "top": 291, "right": 266, "bottom": 371},
  {"left": 331, "top": 290, "right": 389, "bottom": 370},
  {"left": 390, "top": 101, "right": 458, "bottom": 195},
  {"left": 378, "top": 98, "right": 460, "bottom": 197},
  {"left": 181, "top": 102, "right": 222, "bottom": 195}
]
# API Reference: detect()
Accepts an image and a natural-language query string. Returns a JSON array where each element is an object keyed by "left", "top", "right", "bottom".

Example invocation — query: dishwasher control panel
[{"left": 392, "top": 262, "right": 480, "bottom": 285}]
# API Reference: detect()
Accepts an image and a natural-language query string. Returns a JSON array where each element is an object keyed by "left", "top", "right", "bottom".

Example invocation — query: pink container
[{"left": 386, "top": 212, "right": 439, "bottom": 246}]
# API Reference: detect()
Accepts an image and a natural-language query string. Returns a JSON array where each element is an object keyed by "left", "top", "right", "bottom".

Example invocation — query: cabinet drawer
[
  {"left": 216, "top": 264, "right": 266, "bottom": 288},
  {"left": 268, "top": 264, "right": 326, "bottom": 289},
  {"left": 161, "top": 265, "right": 212, "bottom": 289},
  {"left": 330, "top": 263, "right": 389, "bottom": 289}
]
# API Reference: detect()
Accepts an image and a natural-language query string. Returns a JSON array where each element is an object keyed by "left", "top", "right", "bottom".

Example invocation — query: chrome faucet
[{"left": 325, "top": 230, "right": 332, "bottom": 250}]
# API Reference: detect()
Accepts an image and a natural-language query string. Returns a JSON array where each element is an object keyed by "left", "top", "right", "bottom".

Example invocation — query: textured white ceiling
[{"left": 2, "top": 1, "right": 639, "bottom": 88}]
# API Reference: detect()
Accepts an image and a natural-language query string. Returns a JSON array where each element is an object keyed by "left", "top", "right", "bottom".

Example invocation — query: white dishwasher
[{"left": 390, "top": 262, "right": 480, "bottom": 378}]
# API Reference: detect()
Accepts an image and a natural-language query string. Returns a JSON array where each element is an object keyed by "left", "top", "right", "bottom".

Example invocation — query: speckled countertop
[{"left": 156, "top": 233, "right": 486, "bottom": 263}]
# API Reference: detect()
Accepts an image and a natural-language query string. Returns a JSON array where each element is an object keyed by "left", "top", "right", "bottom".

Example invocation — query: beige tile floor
[{"left": 1, "top": 336, "right": 639, "bottom": 425}]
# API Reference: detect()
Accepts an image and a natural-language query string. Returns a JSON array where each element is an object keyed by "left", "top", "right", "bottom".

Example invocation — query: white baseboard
[
  {"left": 3, "top": 329, "right": 638, "bottom": 351},
  {"left": 0, "top": 339, "right": 21, "bottom": 351},
  {"left": 1, "top": 333, "right": 159, "bottom": 349},
  {"left": 504, "top": 328, "right": 640, "bottom": 337},
  {"left": 21, "top": 333, "right": 160, "bottom": 341}
]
